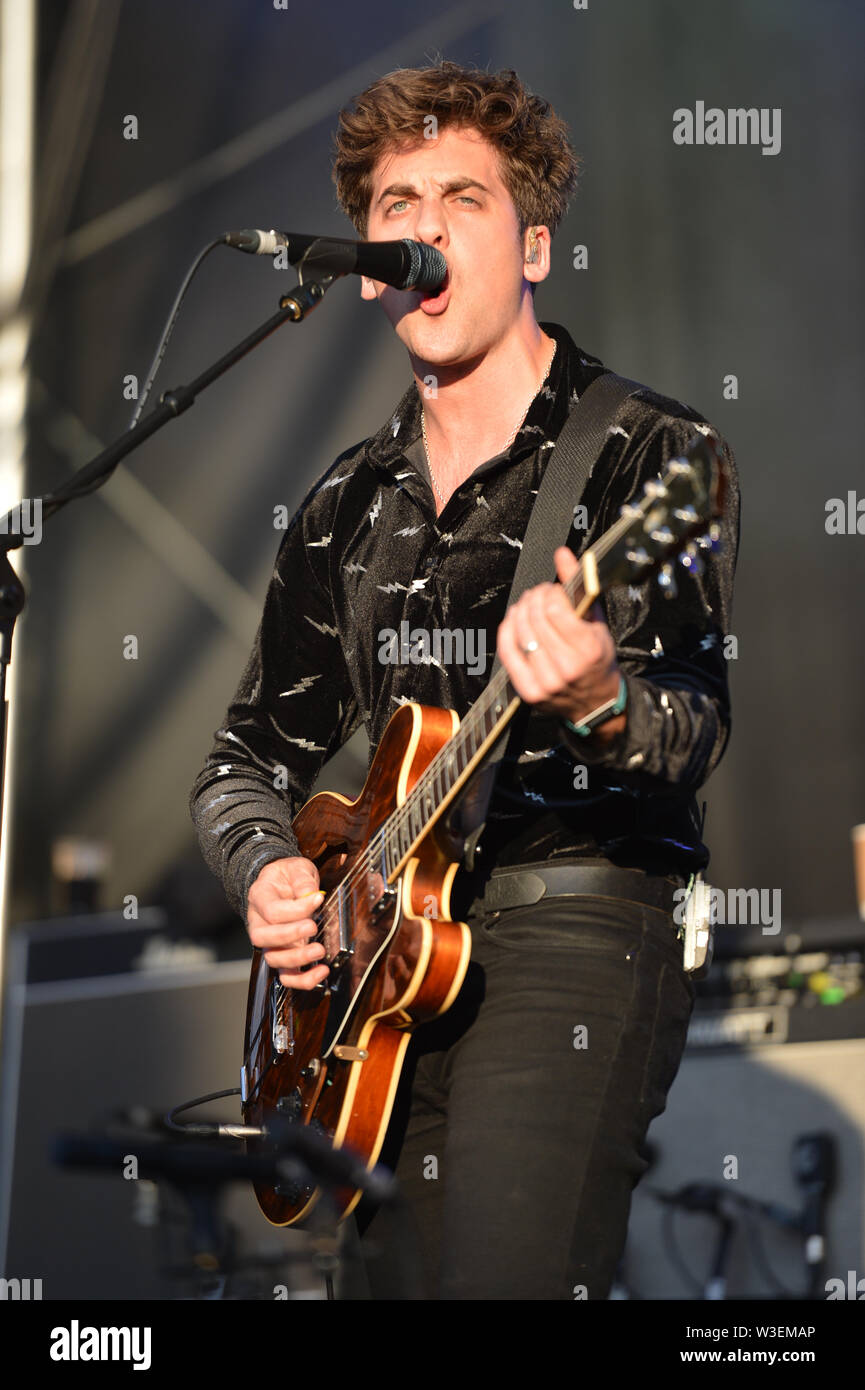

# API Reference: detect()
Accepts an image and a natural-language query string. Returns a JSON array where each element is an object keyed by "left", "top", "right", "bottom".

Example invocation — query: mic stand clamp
[{"left": 280, "top": 268, "right": 336, "bottom": 321}]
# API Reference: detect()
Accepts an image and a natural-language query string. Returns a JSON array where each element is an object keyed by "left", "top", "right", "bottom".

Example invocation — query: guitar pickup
[{"left": 270, "top": 980, "right": 295, "bottom": 1055}]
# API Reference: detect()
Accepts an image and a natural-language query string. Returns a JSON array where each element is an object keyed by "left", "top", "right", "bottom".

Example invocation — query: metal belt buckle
[{"left": 681, "top": 873, "right": 715, "bottom": 978}]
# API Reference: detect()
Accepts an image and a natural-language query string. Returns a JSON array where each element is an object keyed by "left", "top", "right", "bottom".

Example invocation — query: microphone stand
[
  {"left": 53, "top": 1119, "right": 393, "bottom": 1299},
  {"left": 0, "top": 267, "right": 337, "bottom": 880}
]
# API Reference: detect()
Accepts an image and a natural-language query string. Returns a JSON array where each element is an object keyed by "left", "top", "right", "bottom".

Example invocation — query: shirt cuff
[
  {"left": 558, "top": 672, "right": 649, "bottom": 772},
  {"left": 232, "top": 835, "right": 303, "bottom": 922}
]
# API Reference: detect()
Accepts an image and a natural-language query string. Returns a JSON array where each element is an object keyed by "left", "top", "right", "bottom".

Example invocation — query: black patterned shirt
[{"left": 189, "top": 320, "right": 740, "bottom": 919}]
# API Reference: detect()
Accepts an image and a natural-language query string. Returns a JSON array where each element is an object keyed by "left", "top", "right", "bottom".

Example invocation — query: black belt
[{"left": 466, "top": 861, "right": 685, "bottom": 917}]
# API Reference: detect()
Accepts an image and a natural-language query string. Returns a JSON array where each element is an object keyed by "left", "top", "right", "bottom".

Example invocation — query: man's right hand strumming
[{"left": 246, "top": 856, "right": 329, "bottom": 991}]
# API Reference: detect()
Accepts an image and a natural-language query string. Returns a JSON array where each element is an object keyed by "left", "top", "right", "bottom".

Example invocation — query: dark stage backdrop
[{"left": 12, "top": 0, "right": 865, "bottom": 931}]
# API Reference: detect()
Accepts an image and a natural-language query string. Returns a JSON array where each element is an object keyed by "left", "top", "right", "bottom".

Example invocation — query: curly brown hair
[{"left": 331, "top": 59, "right": 581, "bottom": 240}]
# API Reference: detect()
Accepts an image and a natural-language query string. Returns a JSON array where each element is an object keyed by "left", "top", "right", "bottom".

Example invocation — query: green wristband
[{"left": 564, "top": 674, "right": 628, "bottom": 737}]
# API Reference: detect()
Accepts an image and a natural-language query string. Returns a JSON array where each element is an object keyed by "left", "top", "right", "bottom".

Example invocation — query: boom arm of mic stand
[{"left": 0, "top": 273, "right": 338, "bottom": 550}]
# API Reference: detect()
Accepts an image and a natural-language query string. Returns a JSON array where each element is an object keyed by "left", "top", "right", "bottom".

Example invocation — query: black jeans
[{"left": 347, "top": 889, "right": 695, "bottom": 1300}]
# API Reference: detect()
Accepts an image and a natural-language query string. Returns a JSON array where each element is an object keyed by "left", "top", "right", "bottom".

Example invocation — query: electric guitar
[{"left": 241, "top": 432, "right": 726, "bottom": 1225}]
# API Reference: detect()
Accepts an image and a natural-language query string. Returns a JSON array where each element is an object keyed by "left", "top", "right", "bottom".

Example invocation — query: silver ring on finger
[{"left": 520, "top": 639, "right": 540, "bottom": 656}]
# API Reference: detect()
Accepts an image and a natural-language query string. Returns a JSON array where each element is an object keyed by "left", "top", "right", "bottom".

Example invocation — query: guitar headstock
[{"left": 593, "top": 432, "right": 727, "bottom": 597}]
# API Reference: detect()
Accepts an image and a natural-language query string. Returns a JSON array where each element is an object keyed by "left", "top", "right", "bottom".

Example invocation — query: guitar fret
[
  {"left": 465, "top": 722, "right": 477, "bottom": 763},
  {"left": 431, "top": 768, "right": 443, "bottom": 812},
  {"left": 473, "top": 713, "right": 487, "bottom": 755}
]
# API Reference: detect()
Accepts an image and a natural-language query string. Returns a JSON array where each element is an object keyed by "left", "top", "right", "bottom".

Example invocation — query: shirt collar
[{"left": 364, "top": 321, "right": 606, "bottom": 477}]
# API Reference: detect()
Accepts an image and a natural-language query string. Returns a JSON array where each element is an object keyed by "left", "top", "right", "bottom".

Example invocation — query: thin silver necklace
[{"left": 421, "top": 338, "right": 557, "bottom": 506}]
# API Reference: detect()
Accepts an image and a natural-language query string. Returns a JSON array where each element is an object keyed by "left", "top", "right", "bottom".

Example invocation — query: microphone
[
  {"left": 224, "top": 229, "right": 447, "bottom": 293},
  {"left": 53, "top": 1122, "right": 397, "bottom": 1205}
]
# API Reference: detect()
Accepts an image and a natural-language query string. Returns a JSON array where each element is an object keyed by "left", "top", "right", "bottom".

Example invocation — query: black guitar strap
[{"left": 459, "top": 369, "right": 646, "bottom": 871}]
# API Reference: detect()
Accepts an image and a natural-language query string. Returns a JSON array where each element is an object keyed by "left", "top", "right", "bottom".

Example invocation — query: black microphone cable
[{"left": 128, "top": 237, "right": 227, "bottom": 430}]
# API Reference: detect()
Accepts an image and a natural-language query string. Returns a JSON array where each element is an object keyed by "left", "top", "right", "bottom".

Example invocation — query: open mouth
[{"left": 419, "top": 266, "right": 450, "bottom": 309}]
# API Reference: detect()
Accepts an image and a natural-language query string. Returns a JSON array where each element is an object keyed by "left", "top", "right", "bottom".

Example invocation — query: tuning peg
[
  {"left": 656, "top": 562, "right": 677, "bottom": 599},
  {"left": 679, "top": 543, "right": 704, "bottom": 578},
  {"left": 649, "top": 525, "right": 675, "bottom": 546},
  {"left": 707, "top": 521, "right": 722, "bottom": 551},
  {"left": 625, "top": 546, "right": 651, "bottom": 568}
]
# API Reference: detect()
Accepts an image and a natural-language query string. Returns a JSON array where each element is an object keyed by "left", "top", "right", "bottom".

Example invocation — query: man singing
[{"left": 190, "top": 58, "right": 739, "bottom": 1299}]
